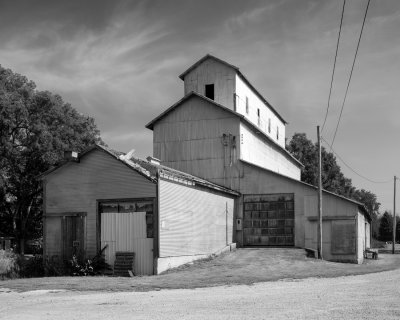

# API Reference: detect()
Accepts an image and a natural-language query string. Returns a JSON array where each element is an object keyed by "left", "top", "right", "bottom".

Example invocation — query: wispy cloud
[{"left": 0, "top": 0, "right": 399, "bottom": 211}]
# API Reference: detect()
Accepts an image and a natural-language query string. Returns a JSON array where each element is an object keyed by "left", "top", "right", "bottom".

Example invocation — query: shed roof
[
  {"left": 145, "top": 91, "right": 303, "bottom": 169},
  {"left": 40, "top": 144, "right": 239, "bottom": 197},
  {"left": 178, "top": 54, "right": 287, "bottom": 124}
]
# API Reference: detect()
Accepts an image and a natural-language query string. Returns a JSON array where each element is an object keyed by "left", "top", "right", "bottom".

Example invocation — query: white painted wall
[
  {"left": 357, "top": 212, "right": 366, "bottom": 263},
  {"left": 183, "top": 59, "right": 236, "bottom": 109},
  {"left": 158, "top": 178, "right": 234, "bottom": 254},
  {"left": 239, "top": 123, "right": 301, "bottom": 180},
  {"left": 235, "top": 75, "right": 286, "bottom": 148}
]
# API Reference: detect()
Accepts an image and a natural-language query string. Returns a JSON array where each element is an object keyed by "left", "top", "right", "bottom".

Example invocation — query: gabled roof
[
  {"left": 40, "top": 144, "right": 239, "bottom": 196},
  {"left": 178, "top": 54, "right": 287, "bottom": 124},
  {"left": 241, "top": 159, "right": 371, "bottom": 221},
  {"left": 145, "top": 91, "right": 303, "bottom": 169}
]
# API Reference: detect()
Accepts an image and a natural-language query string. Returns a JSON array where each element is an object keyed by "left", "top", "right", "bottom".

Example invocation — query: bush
[
  {"left": 68, "top": 253, "right": 110, "bottom": 276},
  {"left": 0, "top": 250, "right": 19, "bottom": 279},
  {"left": 68, "top": 255, "right": 95, "bottom": 276},
  {"left": 18, "top": 255, "right": 45, "bottom": 278}
]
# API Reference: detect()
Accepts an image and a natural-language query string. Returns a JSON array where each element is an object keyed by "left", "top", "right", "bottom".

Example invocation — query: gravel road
[{"left": 1, "top": 268, "right": 399, "bottom": 320}]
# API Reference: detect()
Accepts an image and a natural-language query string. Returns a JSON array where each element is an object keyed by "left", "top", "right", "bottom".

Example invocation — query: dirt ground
[
  {"left": 1, "top": 248, "right": 400, "bottom": 292},
  {"left": 1, "top": 249, "right": 400, "bottom": 319},
  {"left": 1, "top": 264, "right": 400, "bottom": 319}
]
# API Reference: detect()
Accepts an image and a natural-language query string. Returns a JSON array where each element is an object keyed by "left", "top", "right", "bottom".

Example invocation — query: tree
[
  {"left": 0, "top": 65, "right": 103, "bottom": 253},
  {"left": 287, "top": 133, "right": 381, "bottom": 236},
  {"left": 287, "top": 133, "right": 355, "bottom": 197},
  {"left": 397, "top": 218, "right": 400, "bottom": 243},
  {"left": 352, "top": 189, "right": 381, "bottom": 238},
  {"left": 379, "top": 211, "right": 393, "bottom": 242}
]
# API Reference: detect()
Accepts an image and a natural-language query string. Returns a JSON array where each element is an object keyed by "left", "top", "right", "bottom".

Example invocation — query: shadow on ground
[{"left": 1, "top": 248, "right": 400, "bottom": 292}]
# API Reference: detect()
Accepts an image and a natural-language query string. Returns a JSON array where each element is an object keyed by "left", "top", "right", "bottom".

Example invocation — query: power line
[
  {"left": 322, "top": 0, "right": 346, "bottom": 133},
  {"left": 321, "top": 136, "right": 392, "bottom": 184},
  {"left": 329, "top": 0, "right": 371, "bottom": 149}
]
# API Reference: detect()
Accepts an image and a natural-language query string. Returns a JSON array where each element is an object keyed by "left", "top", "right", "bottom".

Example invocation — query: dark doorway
[{"left": 205, "top": 84, "right": 214, "bottom": 100}]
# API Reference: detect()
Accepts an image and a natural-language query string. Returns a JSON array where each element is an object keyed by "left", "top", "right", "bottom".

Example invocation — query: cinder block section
[{"left": 156, "top": 243, "right": 237, "bottom": 274}]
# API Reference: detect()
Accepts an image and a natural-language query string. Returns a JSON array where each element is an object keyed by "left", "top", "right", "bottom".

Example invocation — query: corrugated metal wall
[
  {"left": 44, "top": 149, "right": 156, "bottom": 259},
  {"left": 153, "top": 95, "right": 240, "bottom": 186},
  {"left": 183, "top": 58, "right": 236, "bottom": 110},
  {"left": 159, "top": 178, "right": 234, "bottom": 257},
  {"left": 101, "top": 212, "right": 153, "bottom": 275},
  {"left": 240, "top": 123, "right": 301, "bottom": 180}
]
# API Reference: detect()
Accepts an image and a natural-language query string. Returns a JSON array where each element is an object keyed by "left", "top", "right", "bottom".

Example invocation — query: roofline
[
  {"left": 39, "top": 143, "right": 239, "bottom": 196},
  {"left": 38, "top": 145, "right": 156, "bottom": 183},
  {"left": 145, "top": 91, "right": 303, "bottom": 169},
  {"left": 178, "top": 54, "right": 239, "bottom": 80},
  {"left": 240, "top": 159, "right": 368, "bottom": 212},
  {"left": 178, "top": 54, "right": 287, "bottom": 124}
]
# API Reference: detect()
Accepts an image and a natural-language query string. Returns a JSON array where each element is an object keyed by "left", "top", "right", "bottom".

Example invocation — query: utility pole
[
  {"left": 393, "top": 176, "right": 397, "bottom": 254},
  {"left": 317, "top": 126, "right": 323, "bottom": 260}
]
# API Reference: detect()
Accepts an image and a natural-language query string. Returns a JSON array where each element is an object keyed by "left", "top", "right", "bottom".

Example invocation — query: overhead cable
[
  {"left": 321, "top": 136, "right": 392, "bottom": 184},
  {"left": 322, "top": 0, "right": 346, "bottom": 133},
  {"left": 329, "top": 0, "right": 371, "bottom": 148}
]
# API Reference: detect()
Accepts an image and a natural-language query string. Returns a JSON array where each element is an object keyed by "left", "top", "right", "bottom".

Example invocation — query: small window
[
  {"left": 245, "top": 97, "right": 249, "bottom": 114},
  {"left": 257, "top": 108, "right": 260, "bottom": 117},
  {"left": 268, "top": 119, "right": 271, "bottom": 133},
  {"left": 277, "top": 126, "right": 279, "bottom": 140},
  {"left": 205, "top": 84, "right": 214, "bottom": 100},
  {"left": 257, "top": 109, "right": 260, "bottom": 126}
]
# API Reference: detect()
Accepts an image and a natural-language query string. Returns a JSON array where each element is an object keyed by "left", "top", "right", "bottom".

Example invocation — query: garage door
[{"left": 243, "top": 194, "right": 294, "bottom": 246}]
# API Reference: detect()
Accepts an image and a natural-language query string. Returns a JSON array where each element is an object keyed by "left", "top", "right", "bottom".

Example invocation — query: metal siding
[
  {"left": 45, "top": 149, "right": 156, "bottom": 258},
  {"left": 183, "top": 59, "right": 236, "bottom": 110},
  {"left": 159, "top": 179, "right": 234, "bottom": 257},
  {"left": 152, "top": 96, "right": 240, "bottom": 186},
  {"left": 240, "top": 123, "right": 301, "bottom": 180},
  {"left": 100, "top": 212, "right": 153, "bottom": 275},
  {"left": 235, "top": 74, "right": 286, "bottom": 147}
]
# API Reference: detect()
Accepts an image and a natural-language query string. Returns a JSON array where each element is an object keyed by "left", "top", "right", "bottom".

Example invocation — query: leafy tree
[
  {"left": 352, "top": 189, "right": 381, "bottom": 238},
  {"left": 287, "top": 133, "right": 381, "bottom": 236},
  {"left": 397, "top": 218, "right": 400, "bottom": 243},
  {"left": 0, "top": 65, "right": 103, "bottom": 253},
  {"left": 287, "top": 133, "right": 355, "bottom": 197},
  {"left": 379, "top": 211, "right": 393, "bottom": 242}
]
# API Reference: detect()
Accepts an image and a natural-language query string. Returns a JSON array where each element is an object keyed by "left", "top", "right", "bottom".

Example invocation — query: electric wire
[
  {"left": 321, "top": 136, "right": 392, "bottom": 184},
  {"left": 329, "top": 0, "right": 371, "bottom": 149},
  {"left": 321, "top": 0, "right": 346, "bottom": 133}
]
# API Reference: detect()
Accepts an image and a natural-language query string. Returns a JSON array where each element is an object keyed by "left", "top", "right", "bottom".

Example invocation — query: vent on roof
[
  {"left": 146, "top": 156, "right": 161, "bottom": 165},
  {"left": 64, "top": 151, "right": 79, "bottom": 162}
]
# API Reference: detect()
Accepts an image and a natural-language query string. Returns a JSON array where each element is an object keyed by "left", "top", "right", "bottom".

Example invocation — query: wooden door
[{"left": 62, "top": 216, "right": 85, "bottom": 262}]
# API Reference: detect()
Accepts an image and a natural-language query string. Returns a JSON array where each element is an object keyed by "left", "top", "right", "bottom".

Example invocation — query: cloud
[{"left": 1, "top": 0, "right": 399, "bottom": 211}]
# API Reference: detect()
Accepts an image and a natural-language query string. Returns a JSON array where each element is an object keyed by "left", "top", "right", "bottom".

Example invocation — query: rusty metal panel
[
  {"left": 331, "top": 220, "right": 356, "bottom": 254},
  {"left": 159, "top": 178, "right": 234, "bottom": 257},
  {"left": 243, "top": 193, "right": 294, "bottom": 246},
  {"left": 101, "top": 211, "right": 153, "bottom": 275}
]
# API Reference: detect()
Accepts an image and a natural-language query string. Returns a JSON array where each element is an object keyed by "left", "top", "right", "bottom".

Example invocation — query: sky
[{"left": 0, "top": 0, "right": 399, "bottom": 213}]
